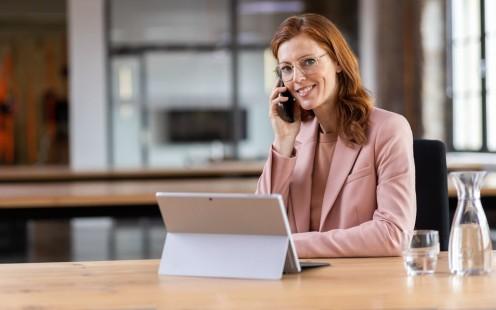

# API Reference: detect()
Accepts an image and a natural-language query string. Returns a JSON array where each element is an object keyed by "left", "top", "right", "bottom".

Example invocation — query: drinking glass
[{"left": 402, "top": 230, "right": 440, "bottom": 276}]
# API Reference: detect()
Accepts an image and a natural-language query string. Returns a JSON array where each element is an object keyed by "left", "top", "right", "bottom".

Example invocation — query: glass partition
[{"left": 108, "top": 0, "right": 303, "bottom": 167}]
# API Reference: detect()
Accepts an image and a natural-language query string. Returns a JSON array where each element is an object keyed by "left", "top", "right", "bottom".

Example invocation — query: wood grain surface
[{"left": 0, "top": 252, "right": 495, "bottom": 309}]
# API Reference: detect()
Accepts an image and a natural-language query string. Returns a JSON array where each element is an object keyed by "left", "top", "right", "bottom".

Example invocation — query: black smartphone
[{"left": 276, "top": 79, "right": 295, "bottom": 123}]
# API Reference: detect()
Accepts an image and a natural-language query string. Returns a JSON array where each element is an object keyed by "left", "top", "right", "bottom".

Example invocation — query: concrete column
[{"left": 68, "top": 0, "right": 108, "bottom": 169}]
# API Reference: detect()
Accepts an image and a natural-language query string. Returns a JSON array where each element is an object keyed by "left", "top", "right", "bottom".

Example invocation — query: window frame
[{"left": 448, "top": 0, "right": 493, "bottom": 152}]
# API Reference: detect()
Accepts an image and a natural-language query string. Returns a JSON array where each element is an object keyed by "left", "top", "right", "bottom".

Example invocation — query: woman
[{"left": 256, "top": 13, "right": 416, "bottom": 258}]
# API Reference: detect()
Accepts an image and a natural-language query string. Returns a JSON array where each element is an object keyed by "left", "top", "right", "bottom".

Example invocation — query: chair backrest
[{"left": 413, "top": 139, "right": 450, "bottom": 251}]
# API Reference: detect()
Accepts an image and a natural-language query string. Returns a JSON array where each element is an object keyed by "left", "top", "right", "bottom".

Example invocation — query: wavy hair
[{"left": 271, "top": 13, "right": 372, "bottom": 146}]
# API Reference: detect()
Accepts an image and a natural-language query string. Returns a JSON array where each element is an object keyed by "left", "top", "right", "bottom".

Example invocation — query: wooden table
[
  {"left": 0, "top": 172, "right": 495, "bottom": 219},
  {"left": 1, "top": 252, "right": 495, "bottom": 309},
  {"left": 0, "top": 161, "right": 265, "bottom": 183},
  {"left": 0, "top": 178, "right": 260, "bottom": 218},
  {"left": 446, "top": 152, "right": 496, "bottom": 172}
]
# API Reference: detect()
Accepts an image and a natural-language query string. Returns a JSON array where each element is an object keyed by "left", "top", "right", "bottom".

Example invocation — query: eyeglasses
[{"left": 275, "top": 53, "right": 328, "bottom": 82}]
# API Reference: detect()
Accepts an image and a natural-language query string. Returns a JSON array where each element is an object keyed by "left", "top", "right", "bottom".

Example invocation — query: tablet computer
[{"left": 156, "top": 192, "right": 327, "bottom": 279}]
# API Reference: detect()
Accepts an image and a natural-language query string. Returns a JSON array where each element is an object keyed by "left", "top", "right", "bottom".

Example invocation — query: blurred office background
[{"left": 0, "top": 0, "right": 494, "bottom": 262}]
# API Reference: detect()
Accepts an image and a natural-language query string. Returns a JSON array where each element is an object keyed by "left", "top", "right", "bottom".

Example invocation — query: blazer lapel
[
  {"left": 289, "top": 117, "right": 319, "bottom": 233},
  {"left": 319, "top": 138, "right": 362, "bottom": 230}
]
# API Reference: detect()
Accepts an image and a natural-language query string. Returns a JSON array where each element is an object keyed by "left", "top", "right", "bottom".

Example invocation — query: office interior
[{"left": 0, "top": 0, "right": 495, "bottom": 263}]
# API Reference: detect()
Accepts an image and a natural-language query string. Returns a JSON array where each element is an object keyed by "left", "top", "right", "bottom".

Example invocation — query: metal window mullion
[
  {"left": 446, "top": 0, "right": 454, "bottom": 151},
  {"left": 105, "top": 0, "right": 114, "bottom": 166},
  {"left": 229, "top": 0, "right": 240, "bottom": 160},
  {"left": 480, "top": 0, "right": 488, "bottom": 151},
  {"left": 139, "top": 54, "right": 149, "bottom": 166}
]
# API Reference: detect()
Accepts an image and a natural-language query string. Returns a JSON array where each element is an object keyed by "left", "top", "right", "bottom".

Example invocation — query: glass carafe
[{"left": 449, "top": 171, "right": 492, "bottom": 275}]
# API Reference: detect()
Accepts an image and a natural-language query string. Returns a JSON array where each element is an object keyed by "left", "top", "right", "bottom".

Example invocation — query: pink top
[
  {"left": 256, "top": 107, "right": 416, "bottom": 258},
  {"left": 310, "top": 131, "right": 338, "bottom": 231}
]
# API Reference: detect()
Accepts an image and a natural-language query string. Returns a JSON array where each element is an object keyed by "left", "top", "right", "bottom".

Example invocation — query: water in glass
[
  {"left": 403, "top": 246, "right": 439, "bottom": 275},
  {"left": 450, "top": 223, "right": 492, "bottom": 275},
  {"left": 402, "top": 230, "right": 439, "bottom": 276}
]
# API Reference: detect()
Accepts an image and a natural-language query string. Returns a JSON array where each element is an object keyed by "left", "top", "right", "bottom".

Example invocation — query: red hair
[{"left": 271, "top": 13, "right": 372, "bottom": 146}]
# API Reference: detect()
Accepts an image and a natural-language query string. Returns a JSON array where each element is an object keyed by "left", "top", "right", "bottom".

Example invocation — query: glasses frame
[{"left": 275, "top": 53, "right": 328, "bottom": 82}]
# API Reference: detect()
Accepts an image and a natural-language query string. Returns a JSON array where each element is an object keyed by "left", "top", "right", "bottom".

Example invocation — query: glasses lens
[
  {"left": 276, "top": 55, "right": 322, "bottom": 82},
  {"left": 299, "top": 57, "right": 318, "bottom": 74},
  {"left": 276, "top": 64, "right": 293, "bottom": 81}
]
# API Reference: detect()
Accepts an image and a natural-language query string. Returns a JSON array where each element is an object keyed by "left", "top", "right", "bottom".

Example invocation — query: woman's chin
[{"left": 298, "top": 101, "right": 315, "bottom": 111}]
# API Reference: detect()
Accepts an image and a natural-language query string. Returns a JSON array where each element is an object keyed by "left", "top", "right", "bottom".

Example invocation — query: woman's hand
[{"left": 269, "top": 79, "right": 302, "bottom": 157}]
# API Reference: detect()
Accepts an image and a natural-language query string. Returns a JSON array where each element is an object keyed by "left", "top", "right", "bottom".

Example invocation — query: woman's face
[{"left": 277, "top": 33, "right": 341, "bottom": 112}]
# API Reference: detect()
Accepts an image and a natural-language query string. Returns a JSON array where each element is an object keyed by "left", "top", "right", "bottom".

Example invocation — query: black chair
[{"left": 413, "top": 139, "right": 450, "bottom": 251}]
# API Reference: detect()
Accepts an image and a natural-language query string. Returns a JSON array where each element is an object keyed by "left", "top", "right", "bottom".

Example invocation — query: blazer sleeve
[
  {"left": 292, "top": 113, "right": 416, "bottom": 258},
  {"left": 256, "top": 146, "right": 297, "bottom": 207}
]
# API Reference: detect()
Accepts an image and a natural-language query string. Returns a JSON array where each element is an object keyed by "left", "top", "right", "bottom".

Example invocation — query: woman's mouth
[{"left": 296, "top": 85, "right": 315, "bottom": 96}]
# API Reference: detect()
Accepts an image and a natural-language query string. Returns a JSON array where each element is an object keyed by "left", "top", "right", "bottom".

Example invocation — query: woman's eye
[
  {"left": 280, "top": 65, "right": 293, "bottom": 73},
  {"left": 302, "top": 58, "right": 317, "bottom": 66}
]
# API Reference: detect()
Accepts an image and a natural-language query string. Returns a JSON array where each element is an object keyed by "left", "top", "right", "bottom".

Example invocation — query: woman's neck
[{"left": 314, "top": 105, "right": 336, "bottom": 134}]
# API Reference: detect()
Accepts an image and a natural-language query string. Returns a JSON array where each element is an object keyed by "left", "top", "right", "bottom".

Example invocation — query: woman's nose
[{"left": 293, "top": 66, "right": 307, "bottom": 81}]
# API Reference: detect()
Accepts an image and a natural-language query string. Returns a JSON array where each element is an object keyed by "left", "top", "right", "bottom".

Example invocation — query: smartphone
[{"left": 276, "top": 79, "right": 295, "bottom": 123}]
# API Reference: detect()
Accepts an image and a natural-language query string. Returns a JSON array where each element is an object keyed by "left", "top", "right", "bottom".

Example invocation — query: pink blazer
[{"left": 256, "top": 107, "right": 416, "bottom": 258}]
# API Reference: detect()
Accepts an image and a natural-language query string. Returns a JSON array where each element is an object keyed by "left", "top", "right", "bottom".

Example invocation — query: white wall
[{"left": 68, "top": 0, "right": 108, "bottom": 169}]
